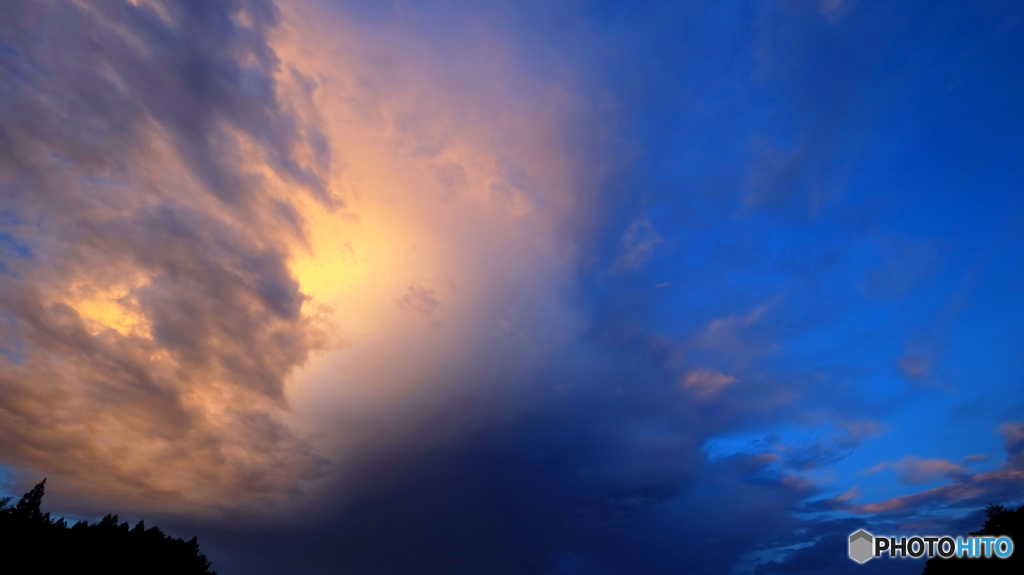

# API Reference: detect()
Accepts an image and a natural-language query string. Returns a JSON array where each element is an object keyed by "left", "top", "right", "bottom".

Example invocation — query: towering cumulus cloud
[
  {"left": 0, "top": 0, "right": 588, "bottom": 514},
  {"left": 6, "top": 1, "right": 1022, "bottom": 574}
]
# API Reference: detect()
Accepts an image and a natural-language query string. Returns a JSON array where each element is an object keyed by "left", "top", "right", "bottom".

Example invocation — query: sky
[{"left": 0, "top": 0, "right": 1022, "bottom": 573}]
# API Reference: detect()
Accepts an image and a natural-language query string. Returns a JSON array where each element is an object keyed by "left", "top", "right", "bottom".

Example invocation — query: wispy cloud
[
  {"left": 861, "top": 456, "right": 968, "bottom": 485},
  {"left": 817, "top": 423, "right": 1024, "bottom": 514}
]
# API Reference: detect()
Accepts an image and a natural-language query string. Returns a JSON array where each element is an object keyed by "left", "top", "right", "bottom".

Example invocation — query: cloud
[
  {"left": 0, "top": 0, "right": 597, "bottom": 516},
  {"left": 861, "top": 456, "right": 968, "bottom": 486},
  {"left": 395, "top": 284, "right": 442, "bottom": 319},
  {"left": 706, "top": 421, "right": 887, "bottom": 474},
  {"left": 3, "top": 2, "right": 1018, "bottom": 574},
  {"left": 896, "top": 353, "right": 932, "bottom": 380},
  {"left": 860, "top": 236, "right": 941, "bottom": 300},
  {"left": 188, "top": 429, "right": 824, "bottom": 575},
  {"left": 752, "top": 526, "right": 915, "bottom": 575},
  {"left": 817, "top": 0, "right": 857, "bottom": 25},
  {"left": 1001, "top": 421, "right": 1024, "bottom": 470},
  {"left": 817, "top": 423, "right": 1024, "bottom": 515},
  {"left": 0, "top": 0, "right": 335, "bottom": 512},
  {"left": 781, "top": 423, "right": 887, "bottom": 472},
  {"left": 613, "top": 218, "right": 662, "bottom": 271},
  {"left": 682, "top": 369, "right": 737, "bottom": 397}
]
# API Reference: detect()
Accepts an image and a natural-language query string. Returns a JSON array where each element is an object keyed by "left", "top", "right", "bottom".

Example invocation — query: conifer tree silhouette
[
  {"left": 0, "top": 479, "right": 216, "bottom": 575},
  {"left": 10, "top": 478, "right": 48, "bottom": 523},
  {"left": 921, "top": 504, "right": 1023, "bottom": 574}
]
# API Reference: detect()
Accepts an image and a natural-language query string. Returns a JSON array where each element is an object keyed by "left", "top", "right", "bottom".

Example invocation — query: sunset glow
[{"left": 2, "top": 1, "right": 1022, "bottom": 573}]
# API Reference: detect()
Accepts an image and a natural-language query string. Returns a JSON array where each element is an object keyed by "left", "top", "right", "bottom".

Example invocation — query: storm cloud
[
  {"left": 1, "top": 1, "right": 1023, "bottom": 574},
  {"left": 0, "top": 0, "right": 332, "bottom": 511}
]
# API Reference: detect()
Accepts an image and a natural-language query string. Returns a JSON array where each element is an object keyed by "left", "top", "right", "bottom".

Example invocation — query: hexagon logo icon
[{"left": 849, "top": 529, "right": 874, "bottom": 564}]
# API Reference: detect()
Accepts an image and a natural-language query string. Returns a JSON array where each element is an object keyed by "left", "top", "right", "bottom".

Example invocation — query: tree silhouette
[
  {"left": 922, "top": 504, "right": 1023, "bottom": 574},
  {"left": 0, "top": 479, "right": 216, "bottom": 574}
]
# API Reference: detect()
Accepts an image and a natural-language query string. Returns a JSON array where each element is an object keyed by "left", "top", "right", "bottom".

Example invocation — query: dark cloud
[
  {"left": 780, "top": 423, "right": 886, "bottom": 472},
  {"left": 1, "top": 2, "right": 1021, "bottom": 575},
  {"left": 0, "top": 0, "right": 332, "bottom": 510},
  {"left": 183, "top": 388, "right": 830, "bottom": 575},
  {"left": 810, "top": 423, "right": 1024, "bottom": 516},
  {"left": 752, "top": 526, "right": 919, "bottom": 575}
]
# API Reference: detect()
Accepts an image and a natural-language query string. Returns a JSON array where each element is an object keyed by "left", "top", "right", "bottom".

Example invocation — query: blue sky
[{"left": 0, "top": 1, "right": 1022, "bottom": 573}]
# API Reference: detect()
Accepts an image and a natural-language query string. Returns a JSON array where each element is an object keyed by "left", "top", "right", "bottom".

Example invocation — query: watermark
[{"left": 848, "top": 529, "right": 1014, "bottom": 564}]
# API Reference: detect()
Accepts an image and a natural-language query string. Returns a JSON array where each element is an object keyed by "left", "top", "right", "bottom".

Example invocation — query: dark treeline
[
  {"left": 0, "top": 479, "right": 216, "bottom": 575},
  {"left": 922, "top": 504, "right": 1023, "bottom": 574}
]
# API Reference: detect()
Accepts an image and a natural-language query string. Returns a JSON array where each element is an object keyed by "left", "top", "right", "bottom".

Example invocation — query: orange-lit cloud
[
  {"left": 682, "top": 369, "right": 737, "bottom": 397},
  {"left": 267, "top": 0, "right": 596, "bottom": 454},
  {"left": 0, "top": 0, "right": 331, "bottom": 514},
  {"left": 861, "top": 456, "right": 967, "bottom": 485},
  {"left": 0, "top": 0, "right": 592, "bottom": 515},
  {"left": 821, "top": 423, "right": 1024, "bottom": 515}
]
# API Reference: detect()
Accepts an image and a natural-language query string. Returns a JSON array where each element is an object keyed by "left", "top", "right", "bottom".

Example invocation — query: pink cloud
[
  {"left": 682, "top": 369, "right": 737, "bottom": 398},
  {"left": 841, "top": 423, "right": 1024, "bottom": 514},
  {"left": 862, "top": 456, "right": 967, "bottom": 485}
]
